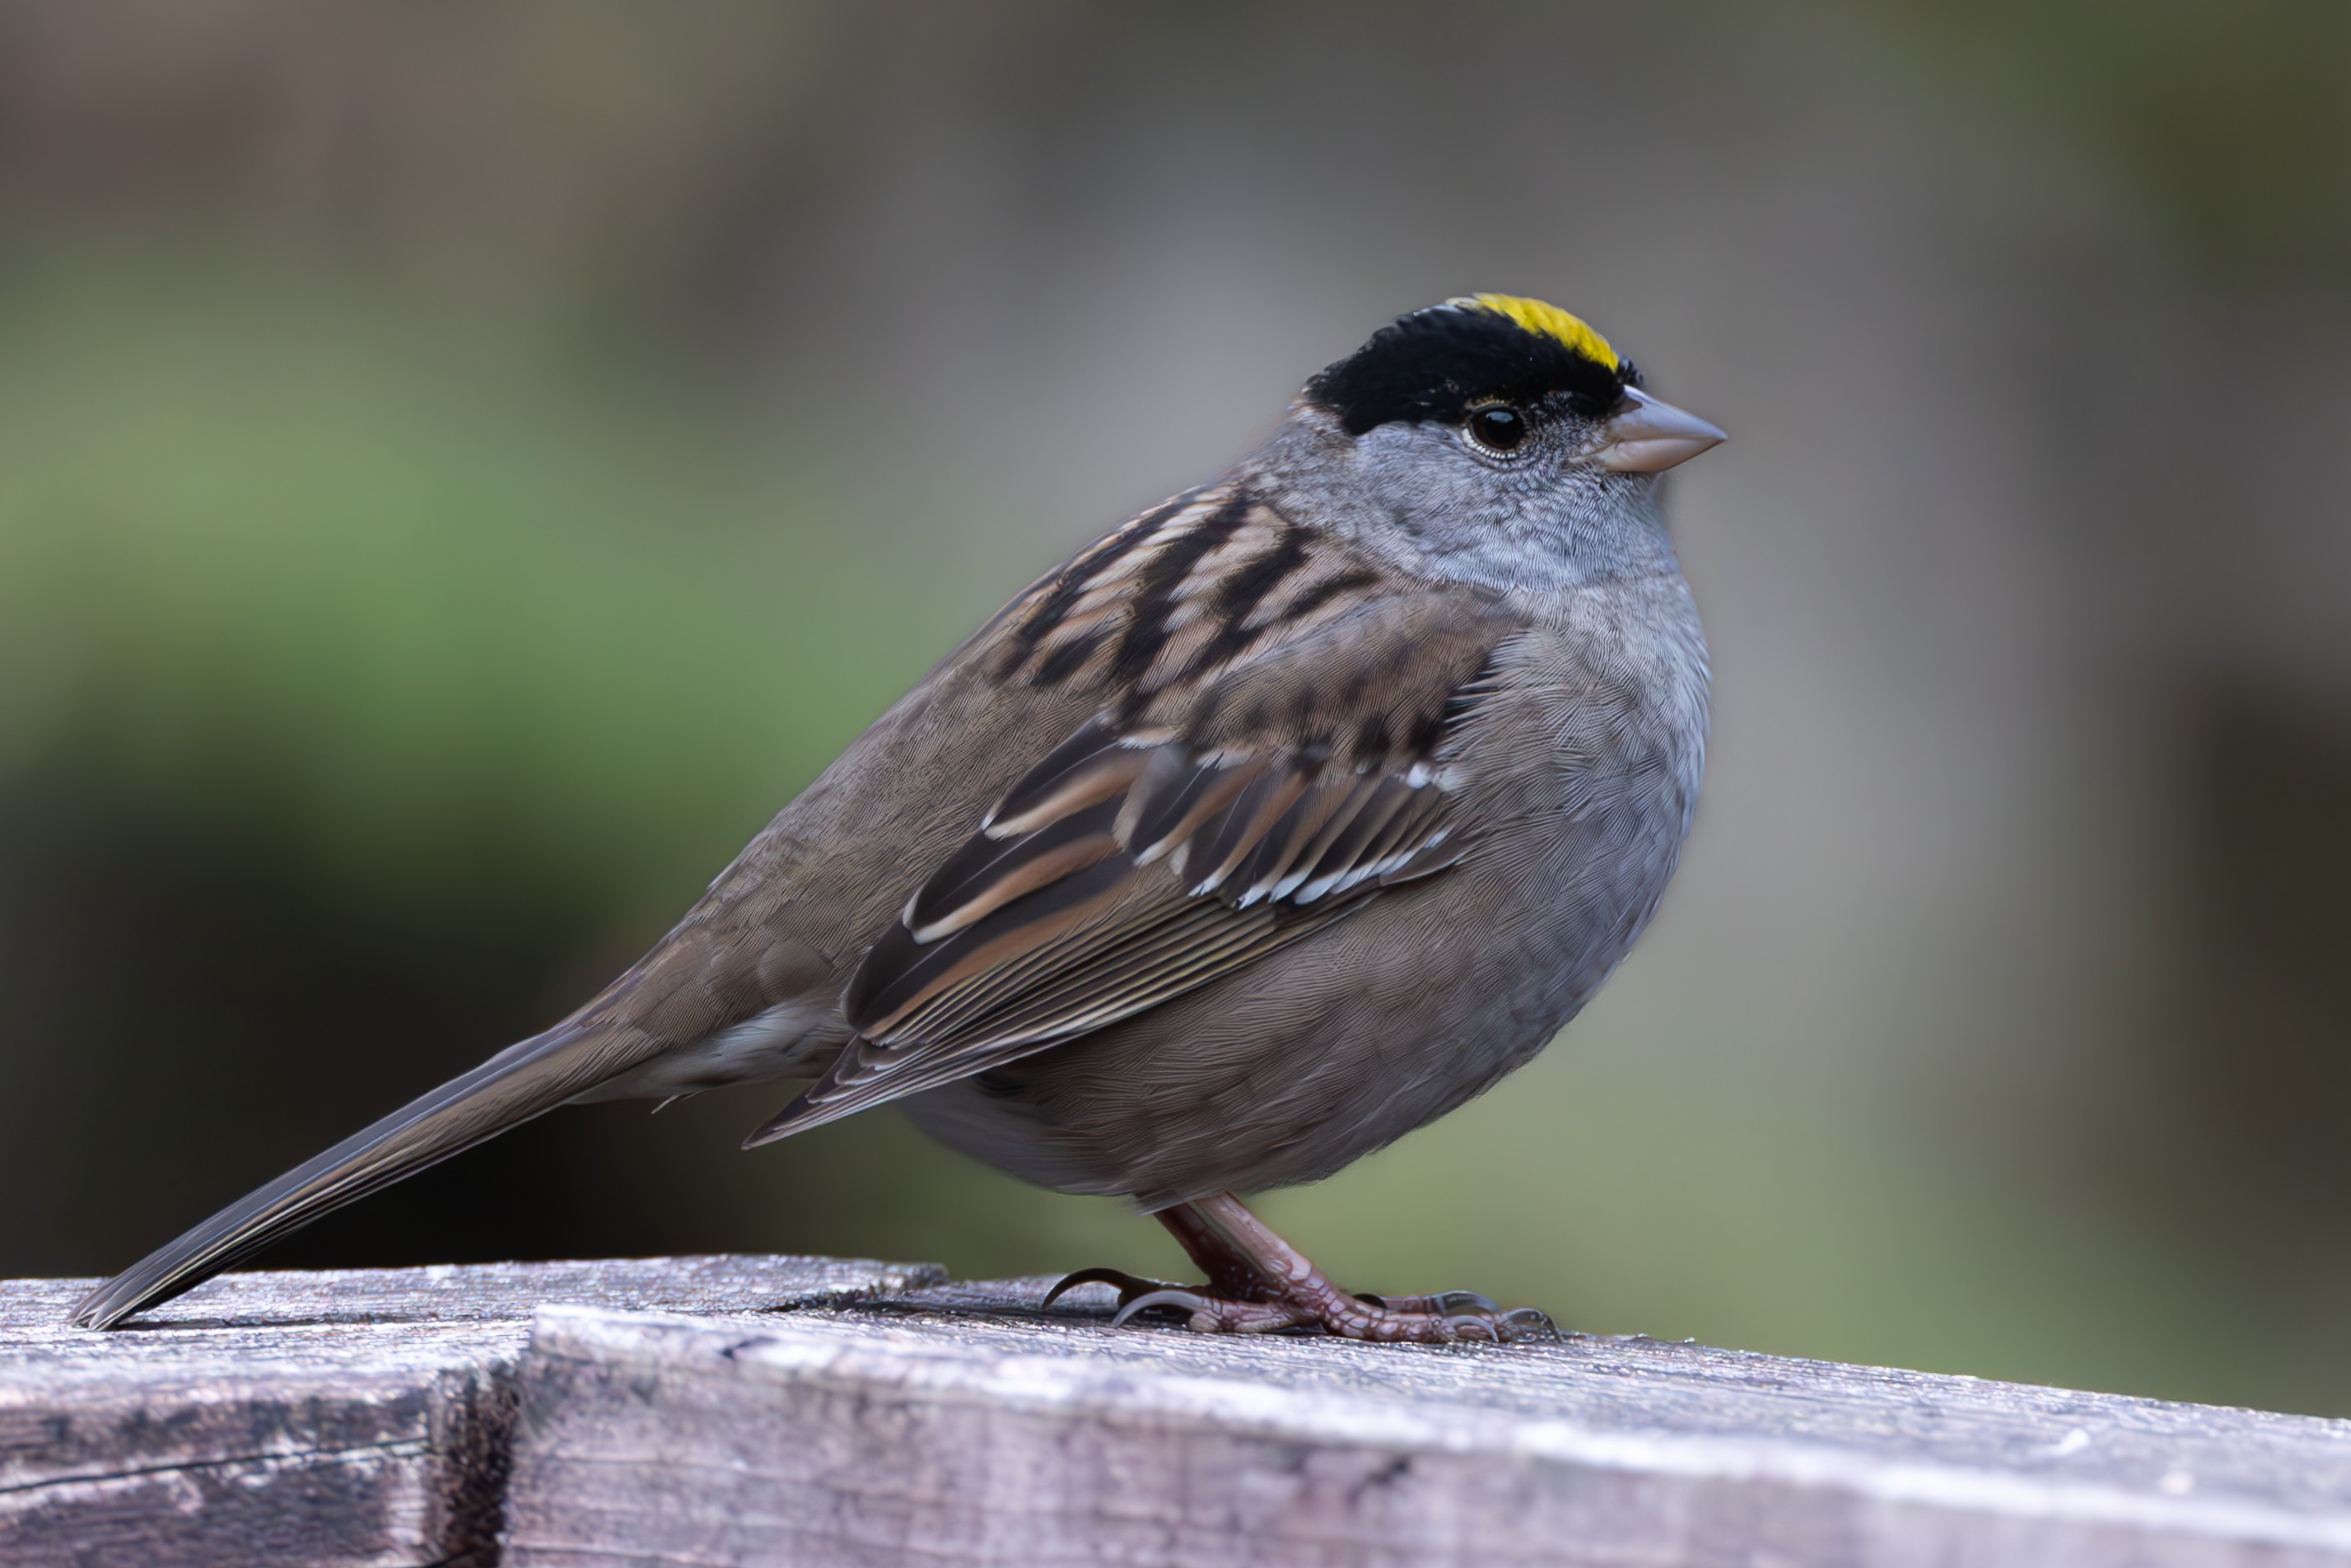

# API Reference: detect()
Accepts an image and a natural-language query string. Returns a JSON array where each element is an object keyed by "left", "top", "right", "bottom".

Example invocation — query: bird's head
[{"left": 1266, "top": 294, "right": 1725, "bottom": 589}]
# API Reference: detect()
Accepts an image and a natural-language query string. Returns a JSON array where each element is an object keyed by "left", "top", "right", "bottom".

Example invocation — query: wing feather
[
  {"left": 745, "top": 496, "right": 1523, "bottom": 1149},
  {"left": 982, "top": 718, "right": 1152, "bottom": 838}
]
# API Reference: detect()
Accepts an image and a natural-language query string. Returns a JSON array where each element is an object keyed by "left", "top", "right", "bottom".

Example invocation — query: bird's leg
[
  {"left": 1155, "top": 1198, "right": 1285, "bottom": 1300},
  {"left": 1039, "top": 1196, "right": 1283, "bottom": 1314},
  {"left": 1103, "top": 1192, "right": 1559, "bottom": 1344}
]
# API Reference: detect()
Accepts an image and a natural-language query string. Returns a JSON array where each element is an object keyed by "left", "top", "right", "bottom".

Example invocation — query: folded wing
[{"left": 749, "top": 502, "right": 1520, "bottom": 1144}]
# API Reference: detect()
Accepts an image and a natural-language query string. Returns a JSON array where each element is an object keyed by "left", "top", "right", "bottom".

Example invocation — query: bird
[{"left": 72, "top": 294, "right": 1724, "bottom": 1342}]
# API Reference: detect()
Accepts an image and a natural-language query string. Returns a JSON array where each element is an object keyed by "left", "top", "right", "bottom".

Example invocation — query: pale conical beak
[{"left": 1584, "top": 386, "right": 1727, "bottom": 473}]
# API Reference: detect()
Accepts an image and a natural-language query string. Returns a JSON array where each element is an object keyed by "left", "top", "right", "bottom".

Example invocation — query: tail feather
[{"left": 70, "top": 1020, "right": 640, "bottom": 1330}]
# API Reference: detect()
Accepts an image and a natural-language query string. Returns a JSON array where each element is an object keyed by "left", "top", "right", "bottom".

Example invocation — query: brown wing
[{"left": 747, "top": 495, "right": 1520, "bottom": 1143}]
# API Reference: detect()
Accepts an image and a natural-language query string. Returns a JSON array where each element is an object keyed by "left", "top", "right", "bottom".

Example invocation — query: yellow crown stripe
[{"left": 1456, "top": 293, "right": 1621, "bottom": 371}]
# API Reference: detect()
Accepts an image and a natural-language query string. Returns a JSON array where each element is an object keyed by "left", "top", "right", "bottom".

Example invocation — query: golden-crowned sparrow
[{"left": 73, "top": 295, "right": 1724, "bottom": 1341}]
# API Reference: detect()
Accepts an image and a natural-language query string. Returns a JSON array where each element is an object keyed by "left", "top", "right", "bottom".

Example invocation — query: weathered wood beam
[
  {"left": 500, "top": 1276, "right": 2351, "bottom": 1567},
  {"left": 0, "top": 1257, "right": 943, "bottom": 1567},
  {"left": 7, "top": 1261, "right": 2351, "bottom": 1566}
]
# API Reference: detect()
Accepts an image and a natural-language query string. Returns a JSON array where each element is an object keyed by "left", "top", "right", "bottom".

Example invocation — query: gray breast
[{"left": 903, "top": 574, "right": 1710, "bottom": 1206}]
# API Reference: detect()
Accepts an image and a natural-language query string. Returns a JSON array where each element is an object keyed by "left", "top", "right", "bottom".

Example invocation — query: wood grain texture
[
  {"left": 503, "top": 1276, "right": 2351, "bottom": 1568},
  {"left": 0, "top": 1256, "right": 944, "bottom": 1568},
  {"left": 12, "top": 1260, "right": 2351, "bottom": 1567}
]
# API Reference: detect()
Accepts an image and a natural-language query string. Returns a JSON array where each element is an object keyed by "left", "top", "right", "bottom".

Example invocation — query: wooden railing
[{"left": 6, "top": 1257, "right": 2349, "bottom": 1566}]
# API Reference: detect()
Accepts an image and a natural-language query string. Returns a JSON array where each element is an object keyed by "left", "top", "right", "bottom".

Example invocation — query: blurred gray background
[{"left": 3, "top": 1, "right": 2348, "bottom": 1413}]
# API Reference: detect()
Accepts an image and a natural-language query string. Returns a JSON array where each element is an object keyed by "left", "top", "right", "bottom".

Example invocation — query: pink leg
[{"left": 1043, "top": 1191, "right": 1557, "bottom": 1345}]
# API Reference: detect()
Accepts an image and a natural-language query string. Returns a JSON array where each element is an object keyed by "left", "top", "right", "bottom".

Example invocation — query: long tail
[{"left": 70, "top": 1019, "right": 646, "bottom": 1329}]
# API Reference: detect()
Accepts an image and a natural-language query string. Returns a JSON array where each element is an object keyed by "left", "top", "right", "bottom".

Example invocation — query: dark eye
[{"left": 1466, "top": 404, "right": 1528, "bottom": 455}]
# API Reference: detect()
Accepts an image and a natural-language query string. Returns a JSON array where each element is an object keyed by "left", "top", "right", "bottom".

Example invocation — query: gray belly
[{"left": 903, "top": 585, "right": 1710, "bottom": 1208}]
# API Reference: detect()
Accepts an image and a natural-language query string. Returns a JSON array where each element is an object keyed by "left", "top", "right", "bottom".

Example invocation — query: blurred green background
[{"left": 4, "top": 1, "right": 2349, "bottom": 1414}]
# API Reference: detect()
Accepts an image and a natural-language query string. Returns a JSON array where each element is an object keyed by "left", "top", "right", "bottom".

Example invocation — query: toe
[
  {"left": 1110, "top": 1287, "right": 1215, "bottom": 1329},
  {"left": 1111, "top": 1288, "right": 1316, "bottom": 1335}
]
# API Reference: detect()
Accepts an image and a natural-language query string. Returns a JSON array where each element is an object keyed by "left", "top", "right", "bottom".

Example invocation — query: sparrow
[{"left": 73, "top": 294, "right": 1723, "bottom": 1342}]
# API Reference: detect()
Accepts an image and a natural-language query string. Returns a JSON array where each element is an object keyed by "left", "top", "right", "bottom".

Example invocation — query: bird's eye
[{"left": 1466, "top": 404, "right": 1528, "bottom": 455}]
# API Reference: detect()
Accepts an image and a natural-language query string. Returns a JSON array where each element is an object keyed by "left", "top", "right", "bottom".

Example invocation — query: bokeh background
[{"left": 4, "top": 1, "right": 2349, "bottom": 1414}]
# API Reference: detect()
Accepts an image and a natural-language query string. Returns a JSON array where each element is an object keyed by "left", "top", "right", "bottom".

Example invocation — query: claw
[
  {"left": 1042, "top": 1267, "right": 1175, "bottom": 1309},
  {"left": 1500, "top": 1307, "right": 1560, "bottom": 1342},
  {"left": 1112, "top": 1287, "right": 1213, "bottom": 1329},
  {"left": 1443, "top": 1312, "right": 1504, "bottom": 1343}
]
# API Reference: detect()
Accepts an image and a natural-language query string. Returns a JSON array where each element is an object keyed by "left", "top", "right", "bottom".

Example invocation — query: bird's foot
[
  {"left": 1106, "top": 1277, "right": 1555, "bottom": 1342},
  {"left": 1043, "top": 1192, "right": 1560, "bottom": 1344}
]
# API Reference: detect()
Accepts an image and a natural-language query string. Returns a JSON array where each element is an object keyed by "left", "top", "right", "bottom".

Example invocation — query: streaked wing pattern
[{"left": 747, "top": 492, "right": 1519, "bottom": 1144}]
